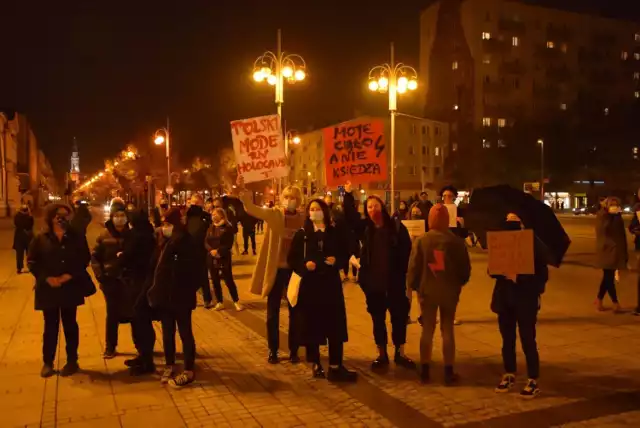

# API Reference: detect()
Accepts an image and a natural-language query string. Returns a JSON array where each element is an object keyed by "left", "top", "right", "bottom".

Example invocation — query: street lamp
[
  {"left": 538, "top": 138, "right": 545, "bottom": 201},
  {"left": 252, "top": 29, "right": 307, "bottom": 155},
  {"left": 154, "top": 117, "right": 171, "bottom": 195},
  {"left": 285, "top": 130, "right": 301, "bottom": 149},
  {"left": 368, "top": 42, "right": 418, "bottom": 213}
]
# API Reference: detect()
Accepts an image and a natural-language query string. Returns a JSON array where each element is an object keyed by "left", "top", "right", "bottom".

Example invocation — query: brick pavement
[{"left": 0, "top": 222, "right": 638, "bottom": 427}]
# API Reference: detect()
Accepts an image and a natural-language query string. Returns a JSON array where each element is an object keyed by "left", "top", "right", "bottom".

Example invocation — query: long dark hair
[
  {"left": 363, "top": 195, "right": 394, "bottom": 230},
  {"left": 303, "top": 198, "right": 333, "bottom": 234}
]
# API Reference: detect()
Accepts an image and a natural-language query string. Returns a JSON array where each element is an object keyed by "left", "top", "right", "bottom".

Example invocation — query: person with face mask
[
  {"left": 185, "top": 194, "right": 213, "bottom": 307},
  {"left": 237, "top": 177, "right": 304, "bottom": 364},
  {"left": 407, "top": 204, "right": 471, "bottom": 385},
  {"left": 205, "top": 208, "right": 243, "bottom": 311},
  {"left": 595, "top": 197, "right": 627, "bottom": 313},
  {"left": 491, "top": 213, "right": 547, "bottom": 398},
  {"left": 91, "top": 199, "right": 134, "bottom": 360},
  {"left": 28, "top": 204, "right": 94, "bottom": 378},
  {"left": 393, "top": 201, "right": 410, "bottom": 221},
  {"left": 147, "top": 208, "right": 198, "bottom": 388},
  {"left": 342, "top": 182, "right": 415, "bottom": 371},
  {"left": 13, "top": 204, "right": 34, "bottom": 274},
  {"left": 288, "top": 199, "right": 358, "bottom": 382}
]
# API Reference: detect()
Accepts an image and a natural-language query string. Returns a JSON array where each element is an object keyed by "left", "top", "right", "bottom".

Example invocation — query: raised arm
[{"left": 238, "top": 189, "right": 280, "bottom": 226}]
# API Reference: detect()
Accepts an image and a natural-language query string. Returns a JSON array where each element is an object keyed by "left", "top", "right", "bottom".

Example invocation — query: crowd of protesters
[{"left": 18, "top": 181, "right": 640, "bottom": 398}]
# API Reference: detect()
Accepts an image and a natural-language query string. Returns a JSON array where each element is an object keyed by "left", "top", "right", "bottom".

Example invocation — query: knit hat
[
  {"left": 110, "top": 198, "right": 126, "bottom": 216},
  {"left": 163, "top": 207, "right": 183, "bottom": 227},
  {"left": 428, "top": 203, "right": 450, "bottom": 231}
]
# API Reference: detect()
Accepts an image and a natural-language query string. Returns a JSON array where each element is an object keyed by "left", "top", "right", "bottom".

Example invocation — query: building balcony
[
  {"left": 498, "top": 19, "right": 526, "bottom": 34},
  {"left": 499, "top": 60, "right": 526, "bottom": 75},
  {"left": 546, "top": 25, "right": 572, "bottom": 41}
]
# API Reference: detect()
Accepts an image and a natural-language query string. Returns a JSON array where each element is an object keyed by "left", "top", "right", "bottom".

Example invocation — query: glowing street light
[
  {"left": 367, "top": 42, "right": 418, "bottom": 213},
  {"left": 153, "top": 118, "right": 171, "bottom": 195}
]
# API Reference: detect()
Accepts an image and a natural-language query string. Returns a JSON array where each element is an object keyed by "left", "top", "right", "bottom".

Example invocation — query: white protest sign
[
  {"left": 230, "top": 114, "right": 289, "bottom": 184},
  {"left": 445, "top": 204, "right": 457, "bottom": 228},
  {"left": 402, "top": 220, "right": 426, "bottom": 240},
  {"left": 487, "top": 229, "right": 535, "bottom": 279}
]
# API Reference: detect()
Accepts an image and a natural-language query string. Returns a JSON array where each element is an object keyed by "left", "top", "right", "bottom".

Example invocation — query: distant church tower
[{"left": 70, "top": 137, "right": 80, "bottom": 182}]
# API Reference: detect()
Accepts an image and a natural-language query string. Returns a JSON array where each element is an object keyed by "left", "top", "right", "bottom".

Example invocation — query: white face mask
[
  {"left": 113, "top": 217, "right": 127, "bottom": 227},
  {"left": 310, "top": 211, "right": 324, "bottom": 222},
  {"left": 286, "top": 199, "right": 297, "bottom": 212},
  {"left": 609, "top": 206, "right": 620, "bottom": 214},
  {"left": 162, "top": 226, "right": 173, "bottom": 238}
]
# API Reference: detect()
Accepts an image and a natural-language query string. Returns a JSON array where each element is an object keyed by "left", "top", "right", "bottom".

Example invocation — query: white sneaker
[
  {"left": 234, "top": 302, "right": 244, "bottom": 312},
  {"left": 214, "top": 302, "right": 225, "bottom": 311},
  {"left": 161, "top": 365, "right": 174, "bottom": 384}
]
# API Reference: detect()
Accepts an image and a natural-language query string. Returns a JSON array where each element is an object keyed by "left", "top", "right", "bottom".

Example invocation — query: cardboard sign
[
  {"left": 445, "top": 204, "right": 457, "bottom": 228},
  {"left": 402, "top": 220, "right": 426, "bottom": 240},
  {"left": 230, "top": 114, "right": 288, "bottom": 184},
  {"left": 323, "top": 118, "right": 387, "bottom": 187},
  {"left": 487, "top": 229, "right": 534, "bottom": 279}
]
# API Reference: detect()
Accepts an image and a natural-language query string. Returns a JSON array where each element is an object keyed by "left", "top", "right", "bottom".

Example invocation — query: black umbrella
[{"left": 464, "top": 185, "right": 571, "bottom": 267}]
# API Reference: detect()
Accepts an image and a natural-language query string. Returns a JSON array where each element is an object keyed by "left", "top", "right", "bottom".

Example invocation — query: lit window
[
  {"left": 635, "top": 53, "right": 640, "bottom": 60},
  {"left": 622, "top": 51, "right": 629, "bottom": 60},
  {"left": 482, "top": 117, "right": 491, "bottom": 126},
  {"left": 453, "top": 104, "right": 459, "bottom": 110},
  {"left": 636, "top": 33, "right": 640, "bottom": 42},
  {"left": 482, "top": 139, "right": 491, "bottom": 148},
  {"left": 604, "top": 107, "right": 609, "bottom": 115},
  {"left": 560, "top": 103, "right": 567, "bottom": 110},
  {"left": 435, "top": 147, "right": 440, "bottom": 156},
  {"left": 561, "top": 43, "right": 568, "bottom": 53},
  {"left": 546, "top": 41, "right": 555, "bottom": 48},
  {"left": 635, "top": 91, "right": 640, "bottom": 98},
  {"left": 634, "top": 147, "right": 639, "bottom": 154},
  {"left": 452, "top": 143, "right": 458, "bottom": 151},
  {"left": 452, "top": 61, "right": 458, "bottom": 70},
  {"left": 483, "top": 55, "right": 491, "bottom": 64},
  {"left": 512, "top": 36, "right": 519, "bottom": 47},
  {"left": 482, "top": 32, "right": 491, "bottom": 40},
  {"left": 498, "top": 139, "right": 506, "bottom": 148},
  {"left": 498, "top": 118, "right": 506, "bottom": 127}
]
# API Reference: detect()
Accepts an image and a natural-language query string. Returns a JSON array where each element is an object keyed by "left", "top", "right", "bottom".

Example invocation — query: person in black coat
[
  {"left": 28, "top": 203, "right": 94, "bottom": 378},
  {"left": 288, "top": 199, "right": 358, "bottom": 382},
  {"left": 239, "top": 211, "right": 258, "bottom": 255},
  {"left": 120, "top": 209, "right": 157, "bottom": 375},
  {"left": 342, "top": 182, "right": 415, "bottom": 371},
  {"left": 205, "top": 208, "right": 243, "bottom": 311},
  {"left": 491, "top": 214, "right": 547, "bottom": 399},
  {"left": 91, "top": 198, "right": 133, "bottom": 359},
  {"left": 213, "top": 197, "right": 240, "bottom": 254},
  {"left": 332, "top": 203, "right": 358, "bottom": 282},
  {"left": 185, "top": 194, "right": 213, "bottom": 306},
  {"left": 13, "top": 203, "right": 34, "bottom": 274},
  {"left": 147, "top": 208, "right": 198, "bottom": 388},
  {"left": 70, "top": 198, "right": 92, "bottom": 236}
]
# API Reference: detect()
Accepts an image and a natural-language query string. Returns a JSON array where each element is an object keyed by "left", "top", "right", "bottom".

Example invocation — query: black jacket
[
  {"left": 185, "top": 206, "right": 212, "bottom": 252},
  {"left": 288, "top": 224, "right": 349, "bottom": 344},
  {"left": 70, "top": 204, "right": 92, "bottom": 236},
  {"left": 205, "top": 222, "right": 235, "bottom": 268},
  {"left": 91, "top": 221, "right": 131, "bottom": 282},
  {"left": 147, "top": 230, "right": 198, "bottom": 312},
  {"left": 343, "top": 192, "right": 412, "bottom": 294},
  {"left": 28, "top": 228, "right": 93, "bottom": 311},
  {"left": 239, "top": 212, "right": 258, "bottom": 232},
  {"left": 13, "top": 211, "right": 34, "bottom": 251}
]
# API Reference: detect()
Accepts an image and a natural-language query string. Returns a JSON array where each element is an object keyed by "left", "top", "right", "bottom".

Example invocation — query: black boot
[
  {"left": 124, "top": 356, "right": 143, "bottom": 368},
  {"left": 371, "top": 347, "right": 390, "bottom": 370},
  {"left": 312, "top": 363, "right": 325, "bottom": 379},
  {"left": 289, "top": 349, "right": 301, "bottom": 364},
  {"left": 420, "top": 364, "right": 430, "bottom": 384},
  {"left": 328, "top": 365, "right": 358, "bottom": 383},
  {"left": 130, "top": 361, "right": 156, "bottom": 376},
  {"left": 444, "top": 365, "right": 459, "bottom": 386},
  {"left": 268, "top": 350, "right": 279, "bottom": 364},
  {"left": 394, "top": 349, "right": 416, "bottom": 370}
]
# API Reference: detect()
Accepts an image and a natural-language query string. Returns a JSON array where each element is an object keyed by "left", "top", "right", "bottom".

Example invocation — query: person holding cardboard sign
[
  {"left": 237, "top": 176, "right": 305, "bottom": 365},
  {"left": 491, "top": 213, "right": 547, "bottom": 399}
]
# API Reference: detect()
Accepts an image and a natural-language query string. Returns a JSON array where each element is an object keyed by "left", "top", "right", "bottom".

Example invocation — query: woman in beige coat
[{"left": 238, "top": 179, "right": 305, "bottom": 364}]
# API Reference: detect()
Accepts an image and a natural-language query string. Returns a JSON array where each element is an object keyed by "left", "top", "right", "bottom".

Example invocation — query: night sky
[{"left": 1, "top": 1, "right": 638, "bottom": 177}]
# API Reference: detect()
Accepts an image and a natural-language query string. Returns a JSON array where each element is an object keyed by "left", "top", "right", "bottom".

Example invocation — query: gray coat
[
  {"left": 407, "top": 229, "right": 471, "bottom": 305},
  {"left": 595, "top": 211, "right": 628, "bottom": 270}
]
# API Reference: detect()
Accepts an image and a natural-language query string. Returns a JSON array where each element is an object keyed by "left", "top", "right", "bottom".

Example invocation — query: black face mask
[{"left": 503, "top": 220, "right": 521, "bottom": 231}]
